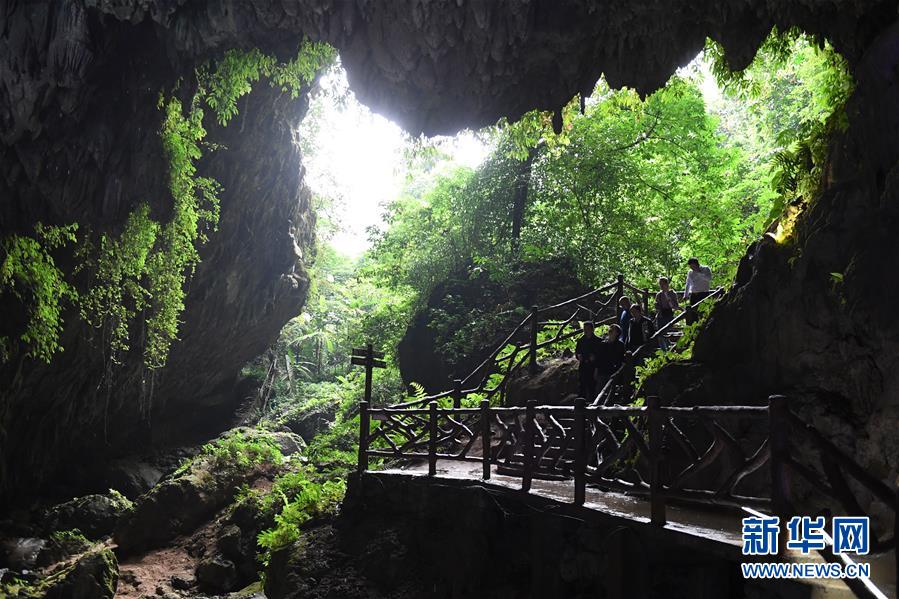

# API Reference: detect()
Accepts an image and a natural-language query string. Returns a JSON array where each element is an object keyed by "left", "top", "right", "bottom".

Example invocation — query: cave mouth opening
[{"left": 246, "top": 26, "right": 852, "bottom": 410}]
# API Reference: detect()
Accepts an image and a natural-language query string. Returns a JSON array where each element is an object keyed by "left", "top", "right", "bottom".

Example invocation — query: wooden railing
[
  {"left": 389, "top": 275, "right": 721, "bottom": 409},
  {"left": 359, "top": 395, "right": 897, "bottom": 586}
]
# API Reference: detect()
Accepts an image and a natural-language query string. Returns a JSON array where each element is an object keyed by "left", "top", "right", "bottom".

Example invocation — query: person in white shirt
[{"left": 683, "top": 258, "right": 712, "bottom": 324}]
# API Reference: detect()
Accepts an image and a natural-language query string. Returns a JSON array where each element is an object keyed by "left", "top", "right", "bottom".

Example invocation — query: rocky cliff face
[
  {"left": 0, "top": 2, "right": 317, "bottom": 503},
  {"left": 2, "top": 0, "right": 898, "bottom": 504},
  {"left": 398, "top": 260, "right": 588, "bottom": 392}
]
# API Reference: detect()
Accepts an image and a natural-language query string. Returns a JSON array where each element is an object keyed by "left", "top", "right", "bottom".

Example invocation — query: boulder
[
  {"left": 272, "top": 402, "right": 337, "bottom": 441},
  {"left": 269, "top": 432, "right": 306, "bottom": 457},
  {"left": 42, "top": 549, "right": 118, "bottom": 599},
  {"left": 0, "top": 537, "right": 45, "bottom": 571},
  {"left": 105, "top": 460, "right": 165, "bottom": 499},
  {"left": 43, "top": 493, "right": 133, "bottom": 539},
  {"left": 113, "top": 469, "right": 220, "bottom": 555},
  {"left": 170, "top": 573, "right": 195, "bottom": 590},
  {"left": 505, "top": 357, "right": 579, "bottom": 406},
  {"left": 196, "top": 555, "right": 238, "bottom": 593},
  {"left": 114, "top": 428, "right": 284, "bottom": 555}
]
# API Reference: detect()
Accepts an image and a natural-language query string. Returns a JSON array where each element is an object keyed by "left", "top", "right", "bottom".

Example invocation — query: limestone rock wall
[{"left": 0, "top": 2, "right": 316, "bottom": 503}]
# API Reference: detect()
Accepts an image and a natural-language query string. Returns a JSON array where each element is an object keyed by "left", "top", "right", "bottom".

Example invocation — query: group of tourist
[{"left": 575, "top": 258, "right": 712, "bottom": 401}]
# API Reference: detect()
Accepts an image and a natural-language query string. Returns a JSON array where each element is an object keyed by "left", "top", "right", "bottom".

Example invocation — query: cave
[{"left": 2, "top": 1, "right": 899, "bottom": 597}]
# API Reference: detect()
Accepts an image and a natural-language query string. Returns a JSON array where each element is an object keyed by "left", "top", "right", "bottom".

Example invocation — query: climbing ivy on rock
[{"left": 1, "top": 41, "right": 335, "bottom": 369}]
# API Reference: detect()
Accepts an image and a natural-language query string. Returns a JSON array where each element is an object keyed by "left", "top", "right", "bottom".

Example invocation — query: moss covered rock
[
  {"left": 43, "top": 492, "right": 133, "bottom": 540},
  {"left": 41, "top": 549, "right": 118, "bottom": 599},
  {"left": 114, "top": 428, "right": 287, "bottom": 555}
]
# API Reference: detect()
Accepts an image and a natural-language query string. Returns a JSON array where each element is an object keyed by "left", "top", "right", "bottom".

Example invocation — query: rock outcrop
[
  {"left": 0, "top": 7, "right": 316, "bottom": 504},
  {"left": 41, "top": 549, "right": 119, "bottom": 599},
  {"left": 113, "top": 428, "right": 299, "bottom": 555},
  {"left": 42, "top": 492, "right": 134, "bottom": 540},
  {"left": 398, "top": 260, "right": 589, "bottom": 391}
]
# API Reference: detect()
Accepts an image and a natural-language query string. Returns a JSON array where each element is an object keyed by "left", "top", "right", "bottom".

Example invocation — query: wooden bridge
[
  {"left": 351, "top": 277, "right": 898, "bottom": 599},
  {"left": 357, "top": 395, "right": 896, "bottom": 598}
]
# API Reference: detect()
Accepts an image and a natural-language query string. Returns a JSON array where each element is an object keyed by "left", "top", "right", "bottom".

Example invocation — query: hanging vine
[{"left": 0, "top": 40, "right": 336, "bottom": 369}]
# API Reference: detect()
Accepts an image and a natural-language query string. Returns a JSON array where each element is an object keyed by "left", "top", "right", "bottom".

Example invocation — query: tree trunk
[{"left": 511, "top": 148, "right": 536, "bottom": 255}]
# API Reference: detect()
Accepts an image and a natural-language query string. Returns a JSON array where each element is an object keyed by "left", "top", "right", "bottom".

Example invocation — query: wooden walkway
[
  {"left": 371, "top": 460, "right": 896, "bottom": 598},
  {"left": 356, "top": 397, "right": 897, "bottom": 599},
  {"left": 381, "top": 459, "right": 745, "bottom": 557},
  {"left": 349, "top": 278, "right": 897, "bottom": 599}
]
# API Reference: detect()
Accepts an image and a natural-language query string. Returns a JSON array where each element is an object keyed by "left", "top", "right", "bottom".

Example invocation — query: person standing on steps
[
  {"left": 595, "top": 324, "right": 625, "bottom": 395},
  {"left": 575, "top": 321, "right": 603, "bottom": 400},
  {"left": 683, "top": 258, "right": 712, "bottom": 325},
  {"left": 618, "top": 296, "right": 632, "bottom": 346},
  {"left": 626, "top": 304, "right": 655, "bottom": 351},
  {"left": 655, "top": 277, "right": 679, "bottom": 350}
]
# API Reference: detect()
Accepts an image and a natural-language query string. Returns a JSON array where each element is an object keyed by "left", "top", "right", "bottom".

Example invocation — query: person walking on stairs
[
  {"left": 618, "top": 296, "right": 633, "bottom": 346},
  {"left": 575, "top": 321, "right": 603, "bottom": 400},
  {"left": 626, "top": 304, "right": 655, "bottom": 351},
  {"left": 683, "top": 258, "right": 712, "bottom": 324},
  {"left": 655, "top": 277, "right": 679, "bottom": 350},
  {"left": 595, "top": 324, "right": 625, "bottom": 395}
]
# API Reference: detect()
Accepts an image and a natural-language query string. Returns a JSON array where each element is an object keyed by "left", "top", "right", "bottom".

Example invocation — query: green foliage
[
  {"left": 0, "top": 223, "right": 78, "bottom": 362},
  {"left": 705, "top": 29, "right": 854, "bottom": 231},
  {"left": 107, "top": 488, "right": 135, "bottom": 513},
  {"left": 634, "top": 301, "right": 713, "bottom": 392},
  {"left": 0, "top": 42, "right": 335, "bottom": 369},
  {"left": 368, "top": 76, "right": 766, "bottom": 302},
  {"left": 256, "top": 466, "right": 345, "bottom": 563},
  {"left": 201, "top": 42, "right": 336, "bottom": 125},
  {"left": 536, "top": 324, "right": 578, "bottom": 361},
  {"left": 47, "top": 529, "right": 92, "bottom": 555},
  {"left": 491, "top": 95, "right": 581, "bottom": 160},
  {"left": 173, "top": 431, "right": 283, "bottom": 479}
]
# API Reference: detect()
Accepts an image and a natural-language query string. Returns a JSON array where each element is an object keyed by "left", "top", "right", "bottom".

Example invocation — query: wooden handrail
[
  {"left": 649, "top": 286, "right": 724, "bottom": 341},
  {"left": 391, "top": 279, "right": 725, "bottom": 410},
  {"left": 360, "top": 392, "right": 897, "bottom": 595},
  {"left": 538, "top": 281, "right": 618, "bottom": 312}
]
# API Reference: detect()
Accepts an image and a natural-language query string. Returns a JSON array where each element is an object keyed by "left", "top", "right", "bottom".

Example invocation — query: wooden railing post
[
  {"left": 481, "top": 399, "right": 491, "bottom": 480},
  {"left": 358, "top": 401, "right": 370, "bottom": 473},
  {"left": 528, "top": 306, "right": 540, "bottom": 374},
  {"left": 522, "top": 400, "right": 536, "bottom": 492},
  {"left": 647, "top": 395, "right": 666, "bottom": 525},
  {"left": 452, "top": 378, "right": 462, "bottom": 409},
  {"left": 428, "top": 401, "right": 438, "bottom": 477},
  {"left": 573, "top": 397, "right": 587, "bottom": 506},
  {"left": 894, "top": 486, "right": 899, "bottom": 585},
  {"left": 769, "top": 395, "right": 790, "bottom": 552},
  {"left": 614, "top": 274, "right": 624, "bottom": 316},
  {"left": 364, "top": 342, "right": 374, "bottom": 403}
]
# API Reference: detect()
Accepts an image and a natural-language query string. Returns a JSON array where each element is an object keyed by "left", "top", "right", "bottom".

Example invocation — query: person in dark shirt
[
  {"left": 654, "top": 276, "right": 679, "bottom": 351},
  {"left": 595, "top": 324, "right": 625, "bottom": 393},
  {"left": 626, "top": 304, "right": 655, "bottom": 350},
  {"left": 575, "top": 321, "right": 602, "bottom": 400},
  {"left": 618, "top": 296, "right": 632, "bottom": 346}
]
